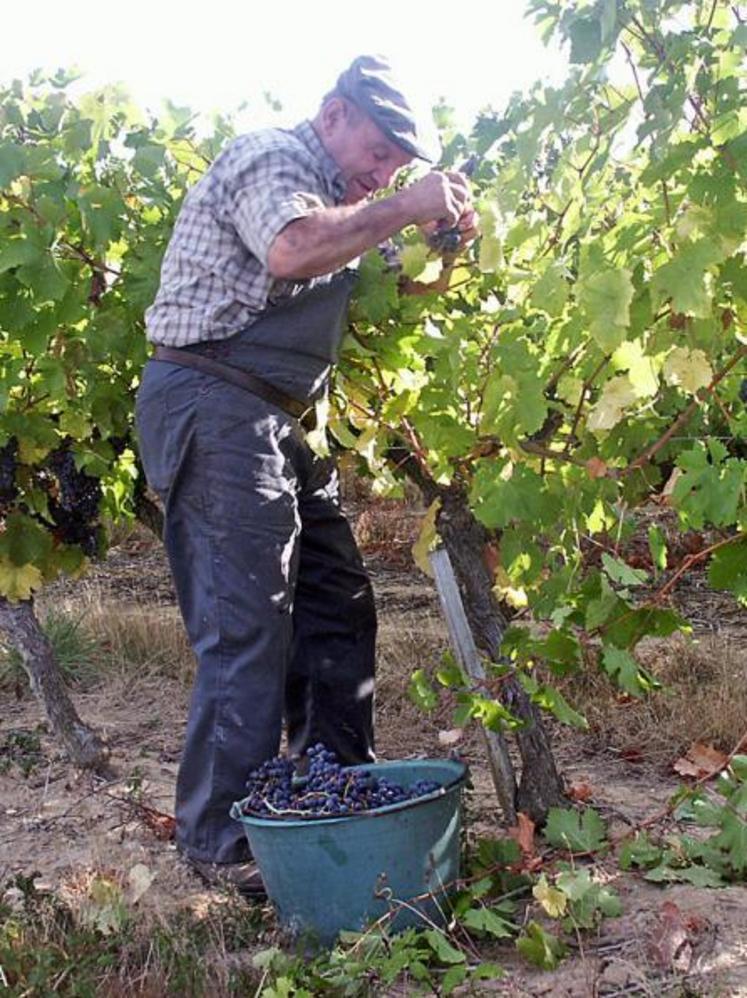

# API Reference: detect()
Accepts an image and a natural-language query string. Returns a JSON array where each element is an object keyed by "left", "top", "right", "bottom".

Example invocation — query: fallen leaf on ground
[
  {"left": 127, "top": 864, "right": 155, "bottom": 904},
  {"left": 673, "top": 742, "right": 729, "bottom": 780},
  {"left": 568, "top": 781, "right": 594, "bottom": 802},
  {"left": 508, "top": 812, "right": 536, "bottom": 858},
  {"left": 620, "top": 746, "right": 645, "bottom": 763},
  {"left": 438, "top": 728, "right": 464, "bottom": 746},
  {"left": 647, "top": 900, "right": 708, "bottom": 973}
]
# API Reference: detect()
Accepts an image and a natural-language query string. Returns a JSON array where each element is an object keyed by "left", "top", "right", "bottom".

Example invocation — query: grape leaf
[
  {"left": 601, "top": 646, "right": 649, "bottom": 697},
  {"left": 516, "top": 921, "right": 567, "bottom": 969},
  {"left": 533, "top": 875, "right": 567, "bottom": 917},
  {"left": 0, "top": 559, "right": 43, "bottom": 601},
  {"left": 544, "top": 807, "right": 608, "bottom": 852},
  {"left": 578, "top": 267, "right": 634, "bottom": 349},
  {"left": 707, "top": 539, "right": 747, "bottom": 604},
  {"left": 650, "top": 239, "right": 723, "bottom": 317},
  {"left": 587, "top": 376, "right": 637, "bottom": 432},
  {"left": 663, "top": 347, "right": 713, "bottom": 394}
]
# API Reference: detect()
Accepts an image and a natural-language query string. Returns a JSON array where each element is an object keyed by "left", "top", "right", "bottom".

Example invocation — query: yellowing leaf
[
  {"left": 494, "top": 565, "right": 529, "bottom": 608},
  {"left": 400, "top": 243, "right": 443, "bottom": 283},
  {"left": 587, "top": 376, "right": 637, "bottom": 432},
  {"left": 477, "top": 200, "right": 503, "bottom": 273},
  {"left": 663, "top": 347, "right": 713, "bottom": 394},
  {"left": 613, "top": 340, "right": 660, "bottom": 398},
  {"left": 412, "top": 499, "right": 441, "bottom": 578},
  {"left": 304, "top": 396, "right": 331, "bottom": 458},
  {"left": 0, "top": 559, "right": 43, "bottom": 601},
  {"left": 533, "top": 875, "right": 568, "bottom": 918}
]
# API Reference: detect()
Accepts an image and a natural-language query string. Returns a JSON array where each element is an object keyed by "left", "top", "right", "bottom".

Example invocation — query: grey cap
[{"left": 335, "top": 55, "right": 436, "bottom": 162}]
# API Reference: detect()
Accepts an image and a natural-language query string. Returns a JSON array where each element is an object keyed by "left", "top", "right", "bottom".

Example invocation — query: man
[{"left": 136, "top": 55, "right": 475, "bottom": 895}]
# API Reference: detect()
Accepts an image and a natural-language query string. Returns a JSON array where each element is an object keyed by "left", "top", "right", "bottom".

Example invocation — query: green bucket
[{"left": 230, "top": 758, "right": 467, "bottom": 945}]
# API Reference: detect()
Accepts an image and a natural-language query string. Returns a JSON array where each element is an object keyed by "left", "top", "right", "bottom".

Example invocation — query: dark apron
[{"left": 154, "top": 269, "right": 358, "bottom": 418}]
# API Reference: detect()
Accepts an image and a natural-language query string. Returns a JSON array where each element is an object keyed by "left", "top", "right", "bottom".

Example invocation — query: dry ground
[{"left": 1, "top": 507, "right": 746, "bottom": 996}]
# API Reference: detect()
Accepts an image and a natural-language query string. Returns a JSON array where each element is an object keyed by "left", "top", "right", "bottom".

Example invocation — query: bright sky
[{"left": 2, "top": 0, "right": 568, "bottom": 135}]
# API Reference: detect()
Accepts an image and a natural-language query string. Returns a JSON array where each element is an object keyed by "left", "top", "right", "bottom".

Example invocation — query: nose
[{"left": 371, "top": 165, "right": 397, "bottom": 191}]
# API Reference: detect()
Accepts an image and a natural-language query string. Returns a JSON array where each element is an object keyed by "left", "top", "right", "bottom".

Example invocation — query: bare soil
[{"left": 1, "top": 517, "right": 746, "bottom": 996}]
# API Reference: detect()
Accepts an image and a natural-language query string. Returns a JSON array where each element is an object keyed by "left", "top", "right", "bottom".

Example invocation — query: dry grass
[{"left": 557, "top": 631, "right": 747, "bottom": 762}]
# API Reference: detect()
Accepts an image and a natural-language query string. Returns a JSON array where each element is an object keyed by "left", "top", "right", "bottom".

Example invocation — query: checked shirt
[{"left": 145, "top": 120, "right": 346, "bottom": 347}]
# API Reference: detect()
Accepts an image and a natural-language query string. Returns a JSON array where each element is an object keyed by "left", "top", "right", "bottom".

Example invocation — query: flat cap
[{"left": 335, "top": 55, "right": 436, "bottom": 162}]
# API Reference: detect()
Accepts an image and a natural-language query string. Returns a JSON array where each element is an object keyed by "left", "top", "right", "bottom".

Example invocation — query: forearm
[{"left": 268, "top": 190, "right": 416, "bottom": 279}]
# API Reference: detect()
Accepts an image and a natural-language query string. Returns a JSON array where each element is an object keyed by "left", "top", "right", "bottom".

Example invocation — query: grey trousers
[{"left": 135, "top": 360, "right": 377, "bottom": 863}]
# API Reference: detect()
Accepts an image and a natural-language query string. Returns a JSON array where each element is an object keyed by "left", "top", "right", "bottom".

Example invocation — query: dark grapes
[
  {"left": 47, "top": 446, "right": 102, "bottom": 555},
  {"left": 0, "top": 437, "right": 18, "bottom": 505},
  {"left": 428, "top": 227, "right": 461, "bottom": 254},
  {"left": 241, "top": 743, "right": 442, "bottom": 820}
]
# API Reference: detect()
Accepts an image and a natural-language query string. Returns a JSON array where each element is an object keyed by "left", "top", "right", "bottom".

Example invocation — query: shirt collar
[{"left": 293, "top": 120, "right": 346, "bottom": 202}]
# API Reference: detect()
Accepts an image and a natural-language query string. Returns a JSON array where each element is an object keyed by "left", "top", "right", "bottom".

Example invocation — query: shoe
[{"left": 186, "top": 858, "right": 267, "bottom": 899}]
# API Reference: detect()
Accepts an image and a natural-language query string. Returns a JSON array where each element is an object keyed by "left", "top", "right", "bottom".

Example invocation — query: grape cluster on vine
[
  {"left": 0, "top": 437, "right": 18, "bottom": 507},
  {"left": 241, "top": 744, "right": 442, "bottom": 819},
  {"left": 46, "top": 446, "right": 102, "bottom": 557}
]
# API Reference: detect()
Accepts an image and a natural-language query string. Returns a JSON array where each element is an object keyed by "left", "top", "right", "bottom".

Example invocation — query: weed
[
  {"left": 0, "top": 726, "right": 46, "bottom": 777},
  {"left": 0, "top": 608, "right": 101, "bottom": 692}
]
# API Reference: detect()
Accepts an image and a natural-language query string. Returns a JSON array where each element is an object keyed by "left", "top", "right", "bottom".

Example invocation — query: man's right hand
[{"left": 401, "top": 170, "right": 473, "bottom": 227}]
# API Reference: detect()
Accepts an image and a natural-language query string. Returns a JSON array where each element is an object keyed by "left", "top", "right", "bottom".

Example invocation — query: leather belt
[{"left": 153, "top": 345, "right": 311, "bottom": 421}]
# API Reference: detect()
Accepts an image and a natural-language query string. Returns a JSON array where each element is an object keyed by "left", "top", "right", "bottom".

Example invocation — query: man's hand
[
  {"left": 421, "top": 205, "right": 479, "bottom": 254},
  {"left": 402, "top": 170, "right": 473, "bottom": 227}
]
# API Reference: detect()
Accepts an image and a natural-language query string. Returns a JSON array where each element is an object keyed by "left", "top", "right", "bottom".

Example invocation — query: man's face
[{"left": 321, "top": 100, "right": 414, "bottom": 204}]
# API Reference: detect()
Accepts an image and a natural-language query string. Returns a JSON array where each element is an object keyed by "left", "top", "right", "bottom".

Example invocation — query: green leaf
[
  {"left": 651, "top": 239, "right": 723, "bottom": 317},
  {"left": 423, "top": 929, "right": 466, "bottom": 965},
  {"left": 516, "top": 921, "right": 567, "bottom": 969},
  {"left": 408, "top": 668, "right": 438, "bottom": 712},
  {"left": 601, "top": 645, "right": 653, "bottom": 697},
  {"left": 544, "top": 807, "right": 608, "bottom": 853},
  {"left": 0, "top": 239, "right": 44, "bottom": 274},
  {"left": 461, "top": 906, "right": 515, "bottom": 939},
  {"left": 441, "top": 965, "right": 468, "bottom": 994},
  {"left": 710, "top": 811, "right": 747, "bottom": 874},
  {"left": 644, "top": 864, "right": 724, "bottom": 887},
  {"left": 353, "top": 251, "right": 399, "bottom": 323},
  {"left": 619, "top": 832, "right": 663, "bottom": 870},
  {"left": 531, "top": 262, "right": 569, "bottom": 316},
  {"left": 601, "top": 551, "right": 649, "bottom": 587},
  {"left": 708, "top": 539, "right": 747, "bottom": 605},
  {"left": 568, "top": 16, "right": 603, "bottom": 64},
  {"left": 578, "top": 267, "right": 634, "bottom": 350},
  {"left": 0, "top": 141, "right": 25, "bottom": 186},
  {"left": 648, "top": 525, "right": 668, "bottom": 572}
]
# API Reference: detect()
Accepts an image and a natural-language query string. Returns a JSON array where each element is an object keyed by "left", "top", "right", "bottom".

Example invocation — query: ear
[{"left": 319, "top": 96, "right": 354, "bottom": 137}]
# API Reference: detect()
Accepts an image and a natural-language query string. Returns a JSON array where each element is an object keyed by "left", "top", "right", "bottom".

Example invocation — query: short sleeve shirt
[{"left": 145, "top": 120, "right": 346, "bottom": 346}]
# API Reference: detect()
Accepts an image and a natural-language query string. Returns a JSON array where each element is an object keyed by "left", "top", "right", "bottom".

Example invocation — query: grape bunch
[
  {"left": 0, "top": 437, "right": 19, "bottom": 507},
  {"left": 47, "top": 447, "right": 102, "bottom": 556},
  {"left": 241, "top": 744, "right": 442, "bottom": 819}
]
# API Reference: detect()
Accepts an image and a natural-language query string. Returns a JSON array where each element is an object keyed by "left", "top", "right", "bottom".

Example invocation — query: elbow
[
  {"left": 267, "top": 220, "right": 316, "bottom": 280},
  {"left": 267, "top": 243, "right": 301, "bottom": 280}
]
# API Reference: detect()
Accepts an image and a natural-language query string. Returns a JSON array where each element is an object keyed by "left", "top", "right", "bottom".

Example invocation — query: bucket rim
[{"left": 230, "top": 757, "right": 468, "bottom": 828}]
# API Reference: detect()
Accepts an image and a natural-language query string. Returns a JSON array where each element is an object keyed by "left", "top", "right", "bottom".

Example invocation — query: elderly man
[{"left": 136, "top": 55, "right": 474, "bottom": 895}]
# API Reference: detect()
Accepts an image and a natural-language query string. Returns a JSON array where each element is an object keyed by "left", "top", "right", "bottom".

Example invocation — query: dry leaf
[
  {"left": 568, "top": 781, "right": 593, "bottom": 802},
  {"left": 585, "top": 457, "right": 608, "bottom": 479},
  {"left": 648, "top": 901, "right": 707, "bottom": 973},
  {"left": 673, "top": 742, "right": 729, "bottom": 780},
  {"left": 127, "top": 863, "right": 155, "bottom": 904},
  {"left": 508, "top": 812, "right": 536, "bottom": 858},
  {"left": 438, "top": 728, "right": 464, "bottom": 746}
]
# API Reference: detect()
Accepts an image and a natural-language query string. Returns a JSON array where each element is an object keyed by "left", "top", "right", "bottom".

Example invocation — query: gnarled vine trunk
[
  {"left": 437, "top": 490, "right": 566, "bottom": 823},
  {"left": 388, "top": 446, "right": 566, "bottom": 824},
  {"left": 0, "top": 597, "right": 111, "bottom": 774}
]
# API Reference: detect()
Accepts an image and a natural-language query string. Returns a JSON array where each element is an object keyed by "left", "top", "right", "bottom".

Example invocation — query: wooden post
[{"left": 429, "top": 547, "right": 517, "bottom": 825}]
